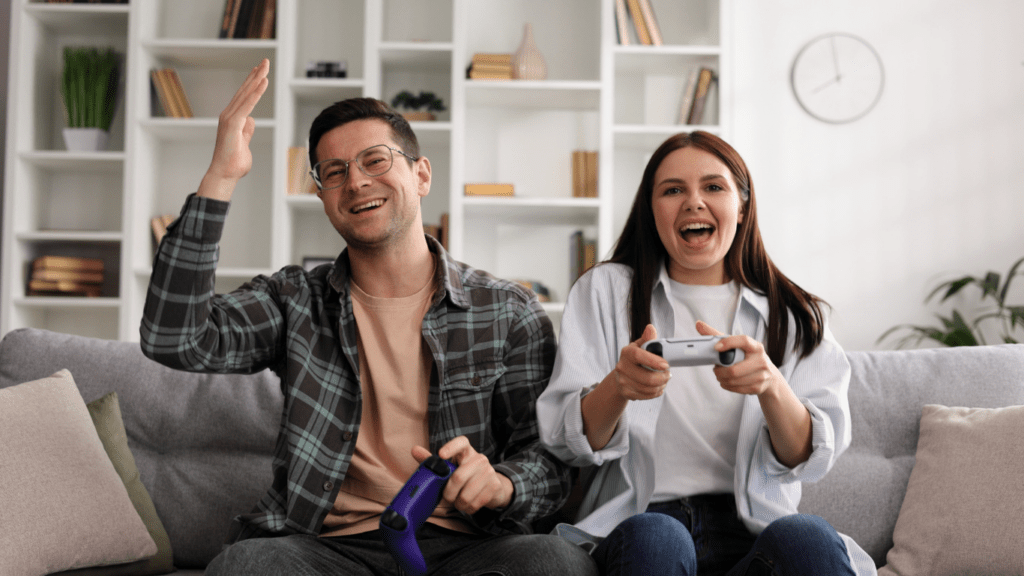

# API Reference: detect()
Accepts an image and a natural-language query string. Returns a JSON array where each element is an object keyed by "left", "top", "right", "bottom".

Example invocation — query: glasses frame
[{"left": 309, "top": 144, "right": 419, "bottom": 191}]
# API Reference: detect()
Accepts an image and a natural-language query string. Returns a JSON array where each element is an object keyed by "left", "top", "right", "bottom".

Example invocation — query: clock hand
[
  {"left": 830, "top": 35, "right": 841, "bottom": 79},
  {"left": 811, "top": 74, "right": 841, "bottom": 94}
]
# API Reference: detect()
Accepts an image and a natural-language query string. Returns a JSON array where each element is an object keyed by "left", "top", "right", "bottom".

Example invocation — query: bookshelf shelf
[{"left": 3, "top": 0, "right": 730, "bottom": 341}]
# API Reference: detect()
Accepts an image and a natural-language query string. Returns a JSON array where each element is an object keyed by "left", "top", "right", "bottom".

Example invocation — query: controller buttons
[
  {"left": 380, "top": 509, "right": 408, "bottom": 531},
  {"left": 647, "top": 341, "right": 663, "bottom": 357},
  {"left": 720, "top": 349, "right": 736, "bottom": 365},
  {"left": 424, "top": 456, "right": 453, "bottom": 477}
]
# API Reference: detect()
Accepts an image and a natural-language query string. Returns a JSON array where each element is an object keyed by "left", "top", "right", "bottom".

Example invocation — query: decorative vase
[
  {"left": 62, "top": 128, "right": 110, "bottom": 152},
  {"left": 511, "top": 23, "right": 547, "bottom": 81}
]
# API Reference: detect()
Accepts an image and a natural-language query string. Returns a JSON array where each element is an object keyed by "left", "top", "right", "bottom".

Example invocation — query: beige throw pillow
[
  {"left": 879, "top": 404, "right": 1024, "bottom": 576},
  {"left": 0, "top": 370, "right": 157, "bottom": 576}
]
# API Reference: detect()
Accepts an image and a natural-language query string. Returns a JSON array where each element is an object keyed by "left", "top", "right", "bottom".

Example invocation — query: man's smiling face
[{"left": 315, "top": 118, "right": 430, "bottom": 251}]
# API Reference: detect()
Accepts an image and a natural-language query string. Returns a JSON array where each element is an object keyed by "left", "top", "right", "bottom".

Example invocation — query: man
[{"left": 141, "top": 59, "right": 595, "bottom": 575}]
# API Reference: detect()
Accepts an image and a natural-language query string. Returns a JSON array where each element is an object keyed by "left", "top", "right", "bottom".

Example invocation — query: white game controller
[{"left": 641, "top": 336, "right": 744, "bottom": 367}]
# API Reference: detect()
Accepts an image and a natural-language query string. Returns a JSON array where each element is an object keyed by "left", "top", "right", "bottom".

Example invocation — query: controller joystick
[
  {"left": 641, "top": 336, "right": 744, "bottom": 367},
  {"left": 380, "top": 455, "right": 456, "bottom": 576}
]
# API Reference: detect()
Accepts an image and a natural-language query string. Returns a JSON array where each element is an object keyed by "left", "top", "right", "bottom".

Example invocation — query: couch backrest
[
  {"left": 798, "top": 344, "right": 1024, "bottom": 566},
  {"left": 0, "top": 328, "right": 283, "bottom": 569}
]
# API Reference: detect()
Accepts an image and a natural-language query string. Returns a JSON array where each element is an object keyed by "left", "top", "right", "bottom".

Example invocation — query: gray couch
[{"left": 2, "top": 327, "right": 1023, "bottom": 572}]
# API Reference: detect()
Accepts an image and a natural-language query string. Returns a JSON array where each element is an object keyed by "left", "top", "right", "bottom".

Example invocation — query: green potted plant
[
  {"left": 390, "top": 90, "right": 446, "bottom": 121},
  {"left": 878, "top": 256, "right": 1024, "bottom": 348},
  {"left": 61, "top": 46, "right": 120, "bottom": 152}
]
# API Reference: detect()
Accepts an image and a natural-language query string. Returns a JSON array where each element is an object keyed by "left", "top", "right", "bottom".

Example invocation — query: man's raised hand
[{"left": 197, "top": 59, "right": 270, "bottom": 202}]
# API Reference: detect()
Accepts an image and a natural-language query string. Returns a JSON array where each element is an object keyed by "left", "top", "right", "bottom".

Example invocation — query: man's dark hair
[{"left": 307, "top": 97, "right": 420, "bottom": 168}]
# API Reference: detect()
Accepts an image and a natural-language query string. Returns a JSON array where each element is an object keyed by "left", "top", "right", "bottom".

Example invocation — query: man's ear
[{"left": 416, "top": 156, "right": 432, "bottom": 198}]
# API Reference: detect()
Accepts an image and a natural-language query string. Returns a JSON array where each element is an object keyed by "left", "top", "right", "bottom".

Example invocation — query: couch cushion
[
  {"left": 0, "top": 328, "right": 284, "bottom": 569},
  {"left": 877, "top": 404, "right": 1024, "bottom": 576},
  {"left": 798, "top": 344, "right": 1024, "bottom": 566},
  {"left": 50, "top": 391, "right": 176, "bottom": 575},
  {"left": 0, "top": 370, "right": 157, "bottom": 575}
]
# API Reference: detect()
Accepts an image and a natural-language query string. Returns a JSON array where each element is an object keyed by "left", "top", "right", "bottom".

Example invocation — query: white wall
[{"left": 731, "top": 1, "right": 1024, "bottom": 351}]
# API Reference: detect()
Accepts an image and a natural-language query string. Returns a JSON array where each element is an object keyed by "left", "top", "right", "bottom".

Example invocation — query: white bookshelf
[{"left": 2, "top": 0, "right": 730, "bottom": 341}]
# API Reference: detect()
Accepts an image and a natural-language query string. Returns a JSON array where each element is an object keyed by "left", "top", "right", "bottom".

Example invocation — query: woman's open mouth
[{"left": 680, "top": 222, "right": 715, "bottom": 244}]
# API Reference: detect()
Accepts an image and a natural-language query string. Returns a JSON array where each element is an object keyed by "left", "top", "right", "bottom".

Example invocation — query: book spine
[
  {"left": 154, "top": 69, "right": 180, "bottom": 117},
  {"left": 614, "top": 0, "right": 632, "bottom": 46},
  {"left": 33, "top": 256, "right": 104, "bottom": 272},
  {"left": 687, "top": 68, "right": 714, "bottom": 125},
  {"left": 219, "top": 0, "right": 236, "bottom": 38},
  {"left": 678, "top": 67, "right": 700, "bottom": 124},
  {"left": 626, "top": 0, "right": 652, "bottom": 45},
  {"left": 166, "top": 69, "right": 194, "bottom": 118},
  {"left": 464, "top": 183, "right": 515, "bottom": 197},
  {"left": 585, "top": 151, "right": 599, "bottom": 198},
  {"left": 260, "top": 0, "right": 276, "bottom": 39},
  {"left": 287, "top": 147, "right": 314, "bottom": 195},
  {"left": 637, "top": 0, "right": 662, "bottom": 46}
]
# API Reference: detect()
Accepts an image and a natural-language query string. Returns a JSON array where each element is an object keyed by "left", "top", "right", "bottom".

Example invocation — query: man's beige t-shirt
[{"left": 320, "top": 264, "right": 468, "bottom": 537}]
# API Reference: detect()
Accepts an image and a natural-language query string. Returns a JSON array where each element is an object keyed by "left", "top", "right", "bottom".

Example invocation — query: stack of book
[
  {"left": 678, "top": 67, "right": 718, "bottom": 125},
  {"left": 150, "top": 68, "right": 194, "bottom": 118},
  {"left": 614, "top": 0, "right": 662, "bottom": 46},
  {"left": 219, "top": 0, "right": 277, "bottom": 39},
  {"left": 28, "top": 256, "right": 105, "bottom": 298},
  {"left": 572, "top": 150, "right": 599, "bottom": 198},
  {"left": 467, "top": 53, "right": 513, "bottom": 80}
]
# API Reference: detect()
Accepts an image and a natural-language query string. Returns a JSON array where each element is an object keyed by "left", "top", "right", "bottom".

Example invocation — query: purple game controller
[
  {"left": 380, "top": 455, "right": 456, "bottom": 576},
  {"left": 642, "top": 336, "right": 744, "bottom": 367}
]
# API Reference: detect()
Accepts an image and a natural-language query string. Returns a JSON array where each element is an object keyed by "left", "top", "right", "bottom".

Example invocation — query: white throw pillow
[
  {"left": 0, "top": 370, "right": 156, "bottom": 576},
  {"left": 879, "top": 403, "right": 1024, "bottom": 576}
]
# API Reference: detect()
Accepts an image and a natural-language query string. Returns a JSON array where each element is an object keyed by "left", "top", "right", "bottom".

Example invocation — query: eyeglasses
[{"left": 310, "top": 144, "right": 418, "bottom": 190}]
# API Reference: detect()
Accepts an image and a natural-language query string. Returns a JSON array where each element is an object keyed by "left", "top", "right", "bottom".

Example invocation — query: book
[
  {"left": 164, "top": 69, "right": 194, "bottom": 118},
  {"left": 464, "top": 183, "right": 514, "bottom": 197},
  {"left": 32, "top": 255, "right": 104, "bottom": 273},
  {"left": 471, "top": 53, "right": 512, "bottom": 65},
  {"left": 259, "top": 0, "right": 276, "bottom": 39},
  {"left": 151, "top": 69, "right": 179, "bottom": 117},
  {"left": 614, "top": 0, "right": 632, "bottom": 45},
  {"left": 28, "top": 280, "right": 102, "bottom": 298},
  {"left": 287, "top": 147, "right": 316, "bottom": 195},
  {"left": 572, "top": 150, "right": 598, "bottom": 198},
  {"left": 677, "top": 67, "right": 700, "bottom": 124},
  {"left": 585, "top": 151, "right": 598, "bottom": 198},
  {"left": 687, "top": 68, "right": 715, "bottom": 125},
  {"left": 637, "top": 0, "right": 662, "bottom": 46},
  {"left": 626, "top": 0, "right": 652, "bottom": 45},
  {"left": 32, "top": 268, "right": 104, "bottom": 284},
  {"left": 219, "top": 0, "right": 237, "bottom": 38},
  {"left": 233, "top": 0, "right": 256, "bottom": 39},
  {"left": 569, "top": 231, "right": 597, "bottom": 287}
]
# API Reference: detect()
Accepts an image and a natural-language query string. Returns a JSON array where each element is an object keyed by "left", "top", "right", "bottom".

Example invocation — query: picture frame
[{"left": 302, "top": 256, "right": 334, "bottom": 272}]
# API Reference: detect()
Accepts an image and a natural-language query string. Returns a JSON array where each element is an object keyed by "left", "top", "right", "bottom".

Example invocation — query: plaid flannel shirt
[{"left": 140, "top": 194, "right": 569, "bottom": 540}]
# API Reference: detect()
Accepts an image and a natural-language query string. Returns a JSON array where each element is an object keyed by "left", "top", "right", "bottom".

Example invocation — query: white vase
[
  {"left": 511, "top": 23, "right": 547, "bottom": 81},
  {"left": 62, "top": 128, "right": 110, "bottom": 152}
]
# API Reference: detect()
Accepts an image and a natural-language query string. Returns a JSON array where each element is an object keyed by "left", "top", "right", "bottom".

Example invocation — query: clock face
[{"left": 791, "top": 33, "right": 884, "bottom": 124}]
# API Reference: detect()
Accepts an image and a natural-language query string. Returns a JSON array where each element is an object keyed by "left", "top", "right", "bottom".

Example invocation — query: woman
[{"left": 536, "top": 132, "right": 875, "bottom": 576}]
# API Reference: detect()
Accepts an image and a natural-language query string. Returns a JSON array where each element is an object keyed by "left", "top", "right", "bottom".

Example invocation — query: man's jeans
[
  {"left": 205, "top": 523, "right": 598, "bottom": 576},
  {"left": 592, "top": 494, "right": 856, "bottom": 576}
]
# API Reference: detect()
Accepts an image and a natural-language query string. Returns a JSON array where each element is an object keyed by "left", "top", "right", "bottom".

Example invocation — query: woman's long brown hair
[{"left": 606, "top": 131, "right": 826, "bottom": 365}]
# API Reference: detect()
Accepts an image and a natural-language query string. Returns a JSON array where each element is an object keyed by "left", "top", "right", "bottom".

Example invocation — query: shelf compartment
[
  {"left": 614, "top": 51, "right": 720, "bottom": 127},
  {"left": 382, "top": 0, "right": 453, "bottom": 43},
  {"left": 295, "top": 0, "right": 366, "bottom": 83},
  {"left": 143, "top": 39, "right": 277, "bottom": 68},
  {"left": 291, "top": 78, "right": 365, "bottom": 99},
  {"left": 462, "top": 197, "right": 600, "bottom": 227},
  {"left": 13, "top": 238, "right": 121, "bottom": 301},
  {"left": 465, "top": 81, "right": 601, "bottom": 110},
  {"left": 13, "top": 154, "right": 124, "bottom": 235},
  {"left": 24, "top": 3, "right": 129, "bottom": 35},
  {"left": 8, "top": 300, "right": 120, "bottom": 341}
]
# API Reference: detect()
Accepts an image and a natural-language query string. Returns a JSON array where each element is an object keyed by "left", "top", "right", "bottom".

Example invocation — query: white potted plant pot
[{"left": 62, "top": 128, "right": 110, "bottom": 152}]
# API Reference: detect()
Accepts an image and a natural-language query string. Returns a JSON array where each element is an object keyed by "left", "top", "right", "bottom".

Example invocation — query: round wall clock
[{"left": 790, "top": 33, "right": 885, "bottom": 124}]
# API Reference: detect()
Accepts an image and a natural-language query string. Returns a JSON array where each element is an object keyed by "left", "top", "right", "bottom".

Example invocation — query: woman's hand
[
  {"left": 581, "top": 324, "right": 670, "bottom": 451},
  {"left": 696, "top": 320, "right": 813, "bottom": 467},
  {"left": 612, "top": 324, "right": 672, "bottom": 401}
]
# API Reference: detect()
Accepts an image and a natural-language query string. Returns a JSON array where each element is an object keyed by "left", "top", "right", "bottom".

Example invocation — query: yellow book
[{"left": 464, "top": 183, "right": 514, "bottom": 197}]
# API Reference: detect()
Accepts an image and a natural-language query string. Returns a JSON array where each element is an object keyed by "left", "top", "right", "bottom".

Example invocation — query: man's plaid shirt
[{"left": 140, "top": 195, "right": 570, "bottom": 540}]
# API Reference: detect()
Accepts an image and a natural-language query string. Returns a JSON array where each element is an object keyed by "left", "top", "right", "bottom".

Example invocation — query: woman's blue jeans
[{"left": 591, "top": 494, "right": 855, "bottom": 576}]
